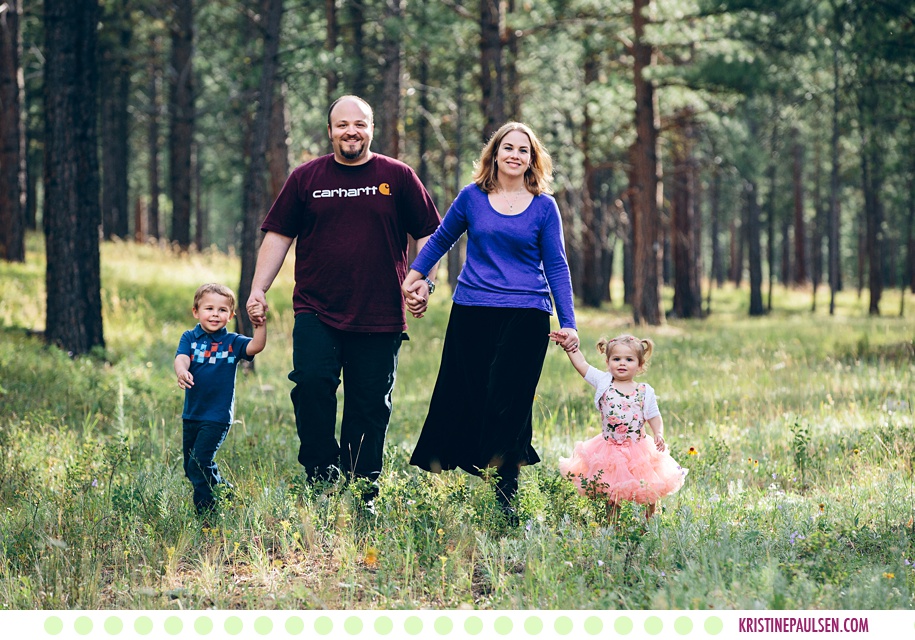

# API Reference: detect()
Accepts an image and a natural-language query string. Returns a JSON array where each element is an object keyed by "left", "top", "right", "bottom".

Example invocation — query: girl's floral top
[{"left": 583, "top": 365, "right": 660, "bottom": 444}]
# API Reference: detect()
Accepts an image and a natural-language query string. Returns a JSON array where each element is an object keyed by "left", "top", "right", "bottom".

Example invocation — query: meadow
[{"left": 1, "top": 236, "right": 914, "bottom": 611}]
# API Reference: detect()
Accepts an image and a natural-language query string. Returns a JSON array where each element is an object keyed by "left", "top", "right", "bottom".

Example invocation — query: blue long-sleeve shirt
[{"left": 411, "top": 184, "right": 577, "bottom": 329}]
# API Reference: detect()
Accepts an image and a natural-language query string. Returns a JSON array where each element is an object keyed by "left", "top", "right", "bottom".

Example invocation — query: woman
[{"left": 402, "top": 122, "right": 579, "bottom": 518}]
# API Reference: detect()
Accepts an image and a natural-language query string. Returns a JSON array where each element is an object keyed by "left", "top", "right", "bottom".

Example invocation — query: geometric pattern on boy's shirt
[{"left": 191, "top": 341, "right": 236, "bottom": 364}]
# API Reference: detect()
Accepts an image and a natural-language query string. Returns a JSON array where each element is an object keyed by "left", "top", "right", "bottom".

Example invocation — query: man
[{"left": 246, "top": 95, "right": 440, "bottom": 504}]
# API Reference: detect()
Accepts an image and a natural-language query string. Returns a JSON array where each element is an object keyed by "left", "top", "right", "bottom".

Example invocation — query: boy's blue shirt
[{"left": 176, "top": 324, "right": 254, "bottom": 425}]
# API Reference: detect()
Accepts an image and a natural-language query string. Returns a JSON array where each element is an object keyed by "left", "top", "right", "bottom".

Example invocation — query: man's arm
[{"left": 246, "top": 231, "right": 294, "bottom": 325}]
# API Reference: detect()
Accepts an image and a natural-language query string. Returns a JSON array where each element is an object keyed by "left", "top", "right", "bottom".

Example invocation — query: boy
[{"left": 175, "top": 283, "right": 267, "bottom": 514}]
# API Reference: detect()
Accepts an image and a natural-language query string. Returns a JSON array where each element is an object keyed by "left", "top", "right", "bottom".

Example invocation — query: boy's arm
[
  {"left": 174, "top": 354, "right": 193, "bottom": 389},
  {"left": 246, "top": 319, "right": 267, "bottom": 357}
]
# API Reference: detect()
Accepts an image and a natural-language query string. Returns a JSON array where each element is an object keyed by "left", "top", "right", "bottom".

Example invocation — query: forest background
[{"left": 0, "top": 0, "right": 915, "bottom": 612}]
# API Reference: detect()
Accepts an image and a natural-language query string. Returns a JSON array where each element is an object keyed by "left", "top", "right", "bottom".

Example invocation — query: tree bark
[
  {"left": 746, "top": 179, "right": 765, "bottom": 315},
  {"left": 670, "top": 109, "right": 702, "bottom": 318},
  {"left": 0, "top": 0, "right": 26, "bottom": 261},
  {"left": 147, "top": 32, "right": 162, "bottom": 240},
  {"left": 169, "top": 0, "right": 194, "bottom": 249},
  {"left": 268, "top": 82, "right": 290, "bottom": 203},
  {"left": 324, "top": 0, "right": 338, "bottom": 103},
  {"left": 100, "top": 0, "right": 132, "bottom": 240},
  {"left": 347, "top": 0, "right": 367, "bottom": 98},
  {"left": 480, "top": 0, "right": 505, "bottom": 141},
  {"left": 376, "top": 0, "right": 403, "bottom": 158},
  {"left": 629, "top": 0, "right": 663, "bottom": 325},
  {"left": 44, "top": 0, "right": 105, "bottom": 354},
  {"left": 579, "top": 38, "right": 603, "bottom": 307},
  {"left": 709, "top": 160, "right": 723, "bottom": 288},
  {"left": 238, "top": 0, "right": 283, "bottom": 339},
  {"left": 828, "top": 43, "right": 841, "bottom": 315},
  {"left": 791, "top": 129, "right": 807, "bottom": 285}
]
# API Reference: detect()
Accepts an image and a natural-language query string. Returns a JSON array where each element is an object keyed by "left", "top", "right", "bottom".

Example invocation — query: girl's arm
[
  {"left": 646, "top": 415, "right": 666, "bottom": 452},
  {"left": 549, "top": 330, "right": 589, "bottom": 378}
]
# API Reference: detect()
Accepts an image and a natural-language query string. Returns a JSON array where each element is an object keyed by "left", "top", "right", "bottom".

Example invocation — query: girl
[{"left": 549, "top": 332, "right": 687, "bottom": 520}]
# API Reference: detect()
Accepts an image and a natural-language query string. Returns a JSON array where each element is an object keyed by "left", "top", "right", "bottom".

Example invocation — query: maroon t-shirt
[{"left": 261, "top": 153, "right": 441, "bottom": 332}]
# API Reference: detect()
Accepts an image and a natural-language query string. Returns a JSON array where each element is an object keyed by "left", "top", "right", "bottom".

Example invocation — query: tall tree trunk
[
  {"left": 480, "top": 0, "right": 505, "bottom": 141},
  {"left": 709, "top": 160, "right": 723, "bottom": 288},
  {"left": 193, "top": 141, "right": 205, "bottom": 248},
  {"left": 861, "top": 127, "right": 883, "bottom": 315},
  {"left": 147, "top": 32, "right": 161, "bottom": 240},
  {"left": 100, "top": 0, "right": 132, "bottom": 240},
  {"left": 44, "top": 0, "right": 105, "bottom": 354},
  {"left": 729, "top": 217, "right": 742, "bottom": 287},
  {"left": 376, "top": 0, "right": 403, "bottom": 158},
  {"left": 810, "top": 134, "right": 824, "bottom": 311},
  {"left": 238, "top": 0, "right": 283, "bottom": 339},
  {"left": 579, "top": 37, "right": 602, "bottom": 307},
  {"left": 347, "top": 0, "right": 367, "bottom": 98},
  {"left": 169, "top": 0, "right": 194, "bottom": 249},
  {"left": 268, "top": 82, "right": 290, "bottom": 202},
  {"left": 0, "top": 0, "right": 25, "bottom": 261},
  {"left": 447, "top": 72, "right": 466, "bottom": 293},
  {"left": 505, "top": 0, "right": 521, "bottom": 121},
  {"left": 670, "top": 109, "right": 702, "bottom": 318},
  {"left": 324, "top": 0, "right": 338, "bottom": 103},
  {"left": 765, "top": 123, "right": 777, "bottom": 310},
  {"left": 792, "top": 130, "right": 807, "bottom": 285},
  {"left": 828, "top": 43, "right": 841, "bottom": 315},
  {"left": 629, "top": 0, "right": 663, "bottom": 325},
  {"left": 747, "top": 179, "right": 765, "bottom": 315}
]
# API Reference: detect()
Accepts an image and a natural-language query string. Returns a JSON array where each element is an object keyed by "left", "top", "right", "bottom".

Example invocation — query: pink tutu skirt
[{"left": 559, "top": 434, "right": 687, "bottom": 504}]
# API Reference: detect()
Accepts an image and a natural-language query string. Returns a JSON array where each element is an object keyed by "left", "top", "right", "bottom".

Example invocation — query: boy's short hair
[{"left": 193, "top": 283, "right": 237, "bottom": 312}]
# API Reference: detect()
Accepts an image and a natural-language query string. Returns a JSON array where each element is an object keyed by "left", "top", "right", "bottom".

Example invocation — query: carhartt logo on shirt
[{"left": 312, "top": 183, "right": 392, "bottom": 198}]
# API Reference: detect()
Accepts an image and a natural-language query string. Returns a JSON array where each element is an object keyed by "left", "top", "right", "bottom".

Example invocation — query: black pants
[
  {"left": 289, "top": 313, "right": 403, "bottom": 488},
  {"left": 410, "top": 304, "right": 550, "bottom": 484}
]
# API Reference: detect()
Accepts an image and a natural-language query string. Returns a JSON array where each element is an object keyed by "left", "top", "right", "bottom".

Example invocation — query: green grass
[{"left": 1, "top": 234, "right": 914, "bottom": 610}]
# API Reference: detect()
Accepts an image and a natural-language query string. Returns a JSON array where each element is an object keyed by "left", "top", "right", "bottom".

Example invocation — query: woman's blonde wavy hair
[{"left": 471, "top": 122, "right": 554, "bottom": 196}]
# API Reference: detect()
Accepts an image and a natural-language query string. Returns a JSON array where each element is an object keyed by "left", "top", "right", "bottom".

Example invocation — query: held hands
[
  {"left": 246, "top": 291, "right": 268, "bottom": 326},
  {"left": 401, "top": 276, "right": 431, "bottom": 319},
  {"left": 548, "top": 329, "right": 580, "bottom": 352}
]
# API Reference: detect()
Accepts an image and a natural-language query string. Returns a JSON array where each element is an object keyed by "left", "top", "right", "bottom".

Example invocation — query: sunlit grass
[{"left": 0, "top": 234, "right": 914, "bottom": 609}]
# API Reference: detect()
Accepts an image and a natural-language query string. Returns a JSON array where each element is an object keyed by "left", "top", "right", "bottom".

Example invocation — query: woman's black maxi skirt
[{"left": 409, "top": 303, "right": 551, "bottom": 480}]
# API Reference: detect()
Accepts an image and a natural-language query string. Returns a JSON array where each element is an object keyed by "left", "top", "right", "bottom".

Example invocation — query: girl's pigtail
[
  {"left": 640, "top": 338, "right": 654, "bottom": 369},
  {"left": 596, "top": 337, "right": 610, "bottom": 356}
]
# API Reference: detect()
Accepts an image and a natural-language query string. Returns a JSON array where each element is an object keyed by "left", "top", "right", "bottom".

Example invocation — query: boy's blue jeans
[{"left": 182, "top": 419, "right": 231, "bottom": 514}]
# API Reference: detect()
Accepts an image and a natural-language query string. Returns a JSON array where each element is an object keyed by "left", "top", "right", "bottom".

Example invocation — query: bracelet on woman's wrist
[{"left": 423, "top": 277, "right": 435, "bottom": 294}]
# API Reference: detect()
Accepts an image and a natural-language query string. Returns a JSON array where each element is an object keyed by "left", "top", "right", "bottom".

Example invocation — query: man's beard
[{"left": 340, "top": 140, "right": 365, "bottom": 160}]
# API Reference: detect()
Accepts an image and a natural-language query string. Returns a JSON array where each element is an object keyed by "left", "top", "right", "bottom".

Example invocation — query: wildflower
[
  {"left": 364, "top": 547, "right": 379, "bottom": 568},
  {"left": 883, "top": 572, "right": 895, "bottom": 579},
  {"left": 818, "top": 503, "right": 825, "bottom": 513},
  {"left": 564, "top": 561, "right": 573, "bottom": 568},
  {"left": 280, "top": 520, "right": 291, "bottom": 532},
  {"left": 688, "top": 447, "right": 698, "bottom": 456},
  {"left": 272, "top": 559, "right": 283, "bottom": 568},
  {"left": 853, "top": 449, "right": 860, "bottom": 455},
  {"left": 91, "top": 478, "right": 98, "bottom": 487},
  {"left": 292, "top": 531, "right": 301, "bottom": 541},
  {"left": 597, "top": 560, "right": 604, "bottom": 567},
  {"left": 437, "top": 528, "right": 444, "bottom": 537}
]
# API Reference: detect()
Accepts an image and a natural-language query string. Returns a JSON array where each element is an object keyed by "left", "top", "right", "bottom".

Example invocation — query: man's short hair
[{"left": 327, "top": 95, "right": 374, "bottom": 127}]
